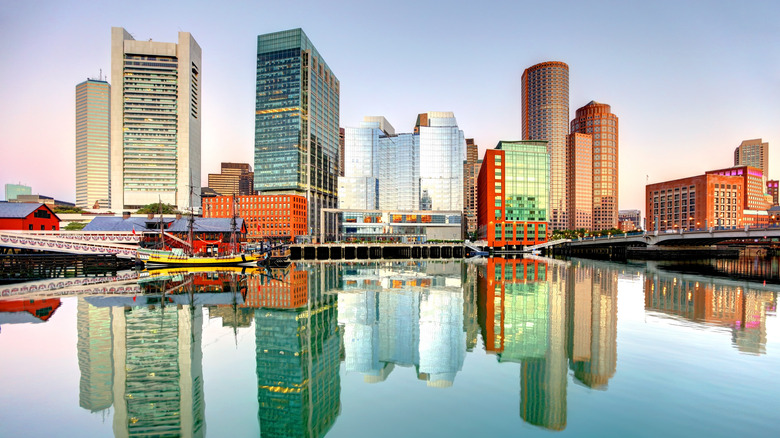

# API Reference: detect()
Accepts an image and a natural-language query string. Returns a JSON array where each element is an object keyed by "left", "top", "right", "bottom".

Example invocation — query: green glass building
[{"left": 255, "top": 29, "right": 340, "bottom": 239}]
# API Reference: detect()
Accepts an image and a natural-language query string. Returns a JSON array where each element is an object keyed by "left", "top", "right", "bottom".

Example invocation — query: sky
[{"left": 0, "top": 0, "right": 778, "bottom": 215}]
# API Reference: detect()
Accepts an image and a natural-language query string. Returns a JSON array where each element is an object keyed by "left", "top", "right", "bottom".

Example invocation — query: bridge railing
[
  {"left": 0, "top": 231, "right": 138, "bottom": 259},
  {"left": 7, "top": 230, "right": 139, "bottom": 244}
]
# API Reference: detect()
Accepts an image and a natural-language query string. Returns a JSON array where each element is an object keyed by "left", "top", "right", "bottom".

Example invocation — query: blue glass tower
[{"left": 255, "top": 29, "right": 340, "bottom": 239}]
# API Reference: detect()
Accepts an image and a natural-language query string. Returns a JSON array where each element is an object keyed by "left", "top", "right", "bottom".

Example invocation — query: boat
[{"left": 259, "top": 245, "right": 291, "bottom": 268}]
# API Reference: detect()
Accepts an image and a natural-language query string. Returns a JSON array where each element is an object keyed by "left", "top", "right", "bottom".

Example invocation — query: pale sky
[{"left": 1, "top": 0, "right": 778, "bottom": 216}]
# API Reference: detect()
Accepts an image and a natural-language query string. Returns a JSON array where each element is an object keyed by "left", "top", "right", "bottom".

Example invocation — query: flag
[{"left": 132, "top": 226, "right": 136, "bottom": 235}]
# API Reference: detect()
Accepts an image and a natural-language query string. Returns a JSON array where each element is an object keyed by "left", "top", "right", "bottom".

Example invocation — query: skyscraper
[
  {"left": 254, "top": 28, "right": 340, "bottom": 240},
  {"left": 76, "top": 79, "right": 110, "bottom": 209},
  {"left": 567, "top": 133, "right": 593, "bottom": 230},
  {"left": 522, "top": 61, "right": 569, "bottom": 231},
  {"left": 463, "top": 139, "right": 481, "bottom": 237},
  {"left": 110, "top": 27, "right": 202, "bottom": 211},
  {"left": 734, "top": 138, "right": 769, "bottom": 184},
  {"left": 417, "top": 112, "right": 466, "bottom": 211},
  {"left": 207, "top": 162, "right": 254, "bottom": 196},
  {"left": 570, "top": 101, "right": 619, "bottom": 231},
  {"left": 4, "top": 183, "right": 31, "bottom": 202}
]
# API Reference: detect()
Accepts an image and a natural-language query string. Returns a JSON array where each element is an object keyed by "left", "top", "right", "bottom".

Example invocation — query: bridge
[
  {"left": 552, "top": 227, "right": 780, "bottom": 248},
  {"left": 0, "top": 230, "right": 139, "bottom": 259},
  {"left": 0, "top": 271, "right": 141, "bottom": 300}
]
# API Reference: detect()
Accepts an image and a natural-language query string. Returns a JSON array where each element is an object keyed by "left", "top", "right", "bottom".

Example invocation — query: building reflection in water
[
  {"left": 74, "top": 271, "right": 216, "bottom": 438},
  {"left": 249, "top": 264, "right": 341, "bottom": 438},
  {"left": 477, "top": 257, "right": 619, "bottom": 431},
  {"left": 644, "top": 265, "right": 778, "bottom": 355},
  {"left": 336, "top": 261, "right": 467, "bottom": 387}
]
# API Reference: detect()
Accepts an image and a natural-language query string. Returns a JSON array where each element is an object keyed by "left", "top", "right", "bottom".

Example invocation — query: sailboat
[{"left": 137, "top": 192, "right": 261, "bottom": 268}]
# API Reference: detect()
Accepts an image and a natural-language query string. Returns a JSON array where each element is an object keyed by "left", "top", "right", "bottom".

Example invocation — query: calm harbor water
[{"left": 0, "top": 256, "right": 778, "bottom": 437}]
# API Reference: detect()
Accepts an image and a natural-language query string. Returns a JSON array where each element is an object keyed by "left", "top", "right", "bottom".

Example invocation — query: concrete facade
[{"left": 76, "top": 79, "right": 110, "bottom": 209}]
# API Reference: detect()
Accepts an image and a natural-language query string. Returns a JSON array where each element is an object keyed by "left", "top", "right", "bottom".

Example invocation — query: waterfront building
[
  {"left": 110, "top": 27, "right": 201, "bottom": 212},
  {"left": 477, "top": 141, "right": 550, "bottom": 247},
  {"left": 464, "top": 139, "right": 482, "bottom": 237},
  {"left": 522, "top": 61, "right": 569, "bottom": 231},
  {"left": 254, "top": 28, "right": 340, "bottom": 240},
  {"left": 202, "top": 194, "right": 306, "bottom": 242},
  {"left": 339, "top": 127, "right": 345, "bottom": 177},
  {"left": 75, "top": 79, "right": 111, "bottom": 209},
  {"left": 734, "top": 138, "right": 769, "bottom": 184},
  {"left": 566, "top": 133, "right": 593, "bottom": 230},
  {"left": 645, "top": 173, "right": 744, "bottom": 231},
  {"left": 0, "top": 202, "right": 60, "bottom": 231},
  {"left": 417, "top": 112, "right": 466, "bottom": 211},
  {"left": 768, "top": 180, "right": 779, "bottom": 206},
  {"left": 570, "top": 101, "right": 619, "bottom": 231},
  {"left": 207, "top": 162, "right": 254, "bottom": 196},
  {"left": 705, "top": 166, "right": 771, "bottom": 211},
  {"left": 4, "top": 183, "right": 31, "bottom": 202},
  {"left": 326, "top": 209, "right": 461, "bottom": 243}
]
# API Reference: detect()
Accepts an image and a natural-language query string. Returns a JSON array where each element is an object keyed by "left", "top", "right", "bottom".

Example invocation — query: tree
[
  {"left": 63, "top": 222, "right": 87, "bottom": 230},
  {"left": 52, "top": 205, "right": 85, "bottom": 214},
  {"left": 136, "top": 202, "right": 180, "bottom": 215}
]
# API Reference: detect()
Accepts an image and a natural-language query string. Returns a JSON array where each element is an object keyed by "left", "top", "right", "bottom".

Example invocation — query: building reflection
[
  {"left": 249, "top": 264, "right": 341, "bottom": 438},
  {"left": 477, "top": 257, "right": 619, "bottom": 431},
  {"left": 644, "top": 266, "right": 777, "bottom": 354},
  {"left": 336, "top": 261, "right": 467, "bottom": 387},
  {"left": 75, "top": 277, "right": 208, "bottom": 437}
]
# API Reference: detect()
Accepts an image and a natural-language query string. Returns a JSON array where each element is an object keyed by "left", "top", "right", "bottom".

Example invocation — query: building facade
[
  {"left": 617, "top": 209, "right": 642, "bottom": 231},
  {"left": 254, "top": 28, "right": 340, "bottom": 241},
  {"left": 464, "top": 139, "right": 481, "bottom": 237},
  {"left": 76, "top": 79, "right": 111, "bottom": 209},
  {"left": 566, "top": 133, "right": 593, "bottom": 230},
  {"left": 768, "top": 180, "right": 779, "bottom": 206},
  {"left": 522, "top": 62, "right": 569, "bottom": 231},
  {"left": 478, "top": 141, "right": 550, "bottom": 247},
  {"left": 734, "top": 139, "right": 769, "bottom": 183},
  {"left": 0, "top": 203, "right": 60, "bottom": 231},
  {"left": 4, "top": 184, "right": 31, "bottom": 202},
  {"left": 645, "top": 173, "right": 745, "bottom": 232},
  {"left": 417, "top": 112, "right": 466, "bottom": 211},
  {"left": 705, "top": 166, "right": 770, "bottom": 211},
  {"left": 570, "top": 101, "right": 619, "bottom": 231},
  {"left": 110, "top": 27, "right": 201, "bottom": 212},
  {"left": 329, "top": 209, "right": 462, "bottom": 243},
  {"left": 207, "top": 162, "right": 254, "bottom": 196},
  {"left": 202, "top": 194, "right": 307, "bottom": 242}
]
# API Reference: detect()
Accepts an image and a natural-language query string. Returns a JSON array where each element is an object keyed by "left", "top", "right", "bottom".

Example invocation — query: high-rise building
[
  {"left": 76, "top": 299, "right": 113, "bottom": 412},
  {"left": 207, "top": 162, "right": 254, "bottom": 196},
  {"left": 570, "top": 101, "right": 619, "bottom": 231},
  {"left": 464, "top": 139, "right": 481, "bottom": 236},
  {"left": 522, "top": 61, "right": 569, "bottom": 231},
  {"left": 339, "top": 127, "right": 345, "bottom": 177},
  {"left": 4, "top": 183, "right": 31, "bottom": 202},
  {"left": 768, "top": 180, "right": 779, "bottom": 206},
  {"left": 566, "top": 133, "right": 593, "bottom": 230},
  {"left": 254, "top": 29, "right": 340, "bottom": 240},
  {"left": 417, "top": 112, "right": 466, "bottom": 211},
  {"left": 110, "top": 27, "right": 202, "bottom": 211},
  {"left": 478, "top": 141, "right": 550, "bottom": 247},
  {"left": 76, "top": 79, "right": 111, "bottom": 209},
  {"left": 734, "top": 139, "right": 769, "bottom": 183}
]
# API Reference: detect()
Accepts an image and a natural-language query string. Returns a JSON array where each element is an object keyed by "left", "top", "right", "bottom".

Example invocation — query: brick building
[{"left": 203, "top": 194, "right": 307, "bottom": 242}]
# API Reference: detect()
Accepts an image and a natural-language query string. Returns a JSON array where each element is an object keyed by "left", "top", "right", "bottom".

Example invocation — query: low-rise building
[
  {"left": 0, "top": 202, "right": 60, "bottom": 231},
  {"left": 324, "top": 209, "right": 462, "bottom": 243},
  {"left": 202, "top": 194, "right": 307, "bottom": 242}
]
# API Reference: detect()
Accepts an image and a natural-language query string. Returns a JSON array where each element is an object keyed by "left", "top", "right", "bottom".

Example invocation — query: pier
[{"left": 290, "top": 243, "right": 465, "bottom": 260}]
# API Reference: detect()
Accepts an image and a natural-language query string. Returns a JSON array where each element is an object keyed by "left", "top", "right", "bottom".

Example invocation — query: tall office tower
[
  {"left": 110, "top": 27, "right": 202, "bottom": 211},
  {"left": 207, "top": 162, "right": 254, "bottom": 196},
  {"left": 522, "top": 61, "right": 569, "bottom": 231},
  {"left": 734, "top": 138, "right": 769, "bottom": 183},
  {"left": 339, "top": 116, "right": 420, "bottom": 211},
  {"left": 339, "top": 128, "right": 345, "bottom": 177},
  {"left": 570, "top": 101, "right": 619, "bottom": 231},
  {"left": 463, "top": 139, "right": 481, "bottom": 236},
  {"left": 417, "top": 112, "right": 466, "bottom": 211},
  {"left": 76, "top": 79, "right": 111, "bottom": 209},
  {"left": 254, "top": 29, "right": 340, "bottom": 240},
  {"left": 566, "top": 133, "right": 593, "bottom": 230},
  {"left": 4, "top": 183, "right": 31, "bottom": 202}
]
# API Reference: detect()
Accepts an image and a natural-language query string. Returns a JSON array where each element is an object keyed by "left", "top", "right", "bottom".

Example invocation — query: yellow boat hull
[{"left": 137, "top": 249, "right": 260, "bottom": 267}]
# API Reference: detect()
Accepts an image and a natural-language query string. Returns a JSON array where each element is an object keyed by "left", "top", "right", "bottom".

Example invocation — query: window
[{"left": 29, "top": 224, "right": 33, "bottom": 230}]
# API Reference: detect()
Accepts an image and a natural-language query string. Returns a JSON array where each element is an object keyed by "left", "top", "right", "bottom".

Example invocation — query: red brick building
[
  {"left": 0, "top": 203, "right": 60, "bottom": 231},
  {"left": 203, "top": 194, "right": 307, "bottom": 242}
]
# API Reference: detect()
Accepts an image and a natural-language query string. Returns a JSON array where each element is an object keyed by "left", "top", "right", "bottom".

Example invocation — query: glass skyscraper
[
  {"left": 254, "top": 29, "right": 340, "bottom": 239},
  {"left": 417, "top": 112, "right": 466, "bottom": 211}
]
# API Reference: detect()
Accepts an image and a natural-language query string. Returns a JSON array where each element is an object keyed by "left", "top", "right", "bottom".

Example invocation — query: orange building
[
  {"left": 570, "top": 101, "right": 619, "bottom": 231},
  {"left": 244, "top": 265, "right": 308, "bottom": 309},
  {"left": 567, "top": 132, "right": 593, "bottom": 230},
  {"left": 203, "top": 194, "right": 307, "bottom": 242},
  {"left": 646, "top": 173, "right": 744, "bottom": 231},
  {"left": 706, "top": 166, "right": 771, "bottom": 211}
]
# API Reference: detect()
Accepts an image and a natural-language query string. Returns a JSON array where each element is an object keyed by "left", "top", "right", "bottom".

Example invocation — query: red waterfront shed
[{"left": 0, "top": 202, "right": 60, "bottom": 231}]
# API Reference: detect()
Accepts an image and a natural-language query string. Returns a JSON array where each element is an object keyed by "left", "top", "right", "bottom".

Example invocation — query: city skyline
[{"left": 1, "top": 1, "right": 778, "bottom": 218}]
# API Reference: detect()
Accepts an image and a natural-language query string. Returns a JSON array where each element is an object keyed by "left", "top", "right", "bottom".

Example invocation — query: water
[{"left": 0, "top": 257, "right": 778, "bottom": 437}]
